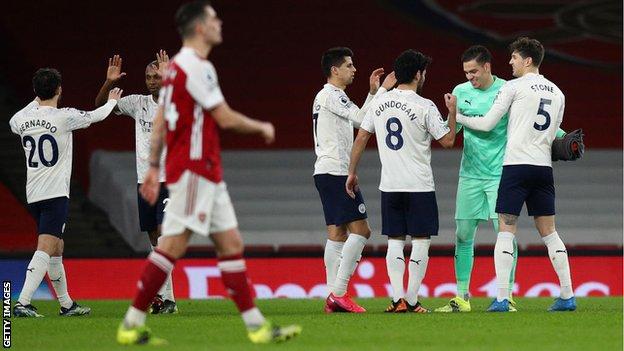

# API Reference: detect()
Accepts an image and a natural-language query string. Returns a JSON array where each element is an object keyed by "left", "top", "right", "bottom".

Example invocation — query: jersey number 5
[
  {"left": 22, "top": 134, "right": 58, "bottom": 168},
  {"left": 385, "top": 117, "right": 404, "bottom": 150},
  {"left": 534, "top": 98, "right": 552, "bottom": 131}
]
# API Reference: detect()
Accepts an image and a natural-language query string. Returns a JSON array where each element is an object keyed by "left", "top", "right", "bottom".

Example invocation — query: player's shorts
[
  {"left": 496, "top": 165, "right": 555, "bottom": 217},
  {"left": 161, "top": 171, "right": 238, "bottom": 237},
  {"left": 381, "top": 191, "right": 439, "bottom": 237},
  {"left": 27, "top": 196, "right": 69, "bottom": 238},
  {"left": 136, "top": 183, "right": 169, "bottom": 232},
  {"left": 455, "top": 177, "right": 499, "bottom": 221},
  {"left": 314, "top": 174, "right": 367, "bottom": 226}
]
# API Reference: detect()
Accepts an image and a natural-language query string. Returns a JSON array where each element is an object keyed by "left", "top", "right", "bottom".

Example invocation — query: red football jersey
[{"left": 160, "top": 47, "right": 225, "bottom": 184}]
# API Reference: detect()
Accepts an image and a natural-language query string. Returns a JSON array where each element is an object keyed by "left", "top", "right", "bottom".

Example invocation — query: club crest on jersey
[
  {"left": 198, "top": 212, "right": 207, "bottom": 223},
  {"left": 358, "top": 203, "right": 366, "bottom": 214}
]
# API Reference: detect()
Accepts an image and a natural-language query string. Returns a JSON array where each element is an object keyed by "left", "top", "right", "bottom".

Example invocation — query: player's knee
[
  {"left": 37, "top": 234, "right": 60, "bottom": 255},
  {"left": 455, "top": 223, "right": 476, "bottom": 243}
]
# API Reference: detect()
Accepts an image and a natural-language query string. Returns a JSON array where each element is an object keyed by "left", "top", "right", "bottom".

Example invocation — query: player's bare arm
[
  {"left": 211, "top": 102, "right": 275, "bottom": 144},
  {"left": 95, "top": 55, "right": 126, "bottom": 108},
  {"left": 437, "top": 93, "right": 457, "bottom": 148},
  {"left": 346, "top": 129, "right": 372, "bottom": 199},
  {"left": 140, "top": 106, "right": 165, "bottom": 205},
  {"left": 381, "top": 71, "right": 397, "bottom": 91}
]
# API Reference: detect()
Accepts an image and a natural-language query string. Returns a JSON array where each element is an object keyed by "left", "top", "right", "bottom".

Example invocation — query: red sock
[
  {"left": 131, "top": 249, "right": 176, "bottom": 312},
  {"left": 218, "top": 254, "right": 255, "bottom": 312}
]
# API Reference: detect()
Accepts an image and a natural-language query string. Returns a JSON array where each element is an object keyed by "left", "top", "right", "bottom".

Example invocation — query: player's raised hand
[
  {"left": 381, "top": 71, "right": 397, "bottom": 90},
  {"left": 106, "top": 55, "right": 126, "bottom": 82},
  {"left": 444, "top": 93, "right": 457, "bottom": 113},
  {"left": 368, "top": 68, "right": 385, "bottom": 94},
  {"left": 345, "top": 174, "right": 359, "bottom": 199},
  {"left": 108, "top": 87, "right": 123, "bottom": 101},
  {"left": 140, "top": 168, "right": 161, "bottom": 205},
  {"left": 156, "top": 49, "right": 170, "bottom": 78},
  {"left": 260, "top": 122, "right": 275, "bottom": 144}
]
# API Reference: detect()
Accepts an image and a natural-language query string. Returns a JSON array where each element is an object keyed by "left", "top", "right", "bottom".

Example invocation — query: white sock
[
  {"left": 123, "top": 306, "right": 147, "bottom": 328},
  {"left": 324, "top": 240, "right": 344, "bottom": 294},
  {"left": 18, "top": 250, "right": 50, "bottom": 306},
  {"left": 241, "top": 307, "right": 266, "bottom": 329},
  {"left": 152, "top": 244, "right": 175, "bottom": 302},
  {"left": 494, "top": 232, "right": 515, "bottom": 302},
  {"left": 406, "top": 238, "right": 430, "bottom": 306},
  {"left": 333, "top": 234, "right": 367, "bottom": 296},
  {"left": 48, "top": 256, "right": 73, "bottom": 309},
  {"left": 386, "top": 239, "right": 406, "bottom": 302},
  {"left": 542, "top": 231, "right": 574, "bottom": 299}
]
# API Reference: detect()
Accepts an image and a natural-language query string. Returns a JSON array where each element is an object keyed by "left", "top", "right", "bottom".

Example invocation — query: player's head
[
  {"left": 145, "top": 61, "right": 162, "bottom": 96},
  {"left": 461, "top": 45, "right": 493, "bottom": 89},
  {"left": 394, "top": 49, "right": 431, "bottom": 93},
  {"left": 321, "top": 47, "right": 356, "bottom": 86},
  {"left": 508, "top": 37, "right": 544, "bottom": 77},
  {"left": 32, "top": 68, "right": 62, "bottom": 101},
  {"left": 175, "top": 1, "right": 222, "bottom": 46}
]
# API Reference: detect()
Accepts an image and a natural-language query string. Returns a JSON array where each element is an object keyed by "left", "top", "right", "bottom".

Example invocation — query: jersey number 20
[
  {"left": 22, "top": 134, "right": 58, "bottom": 168},
  {"left": 385, "top": 117, "right": 404, "bottom": 150},
  {"left": 534, "top": 98, "right": 552, "bottom": 131}
]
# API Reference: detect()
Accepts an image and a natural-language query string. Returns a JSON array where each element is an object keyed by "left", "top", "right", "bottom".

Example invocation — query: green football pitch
[{"left": 9, "top": 297, "right": 623, "bottom": 350}]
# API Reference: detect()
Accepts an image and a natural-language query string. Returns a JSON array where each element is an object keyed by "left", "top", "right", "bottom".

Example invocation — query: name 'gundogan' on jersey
[{"left": 160, "top": 47, "right": 225, "bottom": 184}]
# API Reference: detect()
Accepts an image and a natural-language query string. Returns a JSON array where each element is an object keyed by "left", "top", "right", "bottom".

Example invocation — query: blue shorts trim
[
  {"left": 495, "top": 165, "right": 555, "bottom": 217},
  {"left": 28, "top": 196, "right": 69, "bottom": 238},
  {"left": 314, "top": 174, "right": 367, "bottom": 226},
  {"left": 381, "top": 191, "right": 439, "bottom": 237},
  {"left": 137, "top": 183, "right": 169, "bottom": 232}
]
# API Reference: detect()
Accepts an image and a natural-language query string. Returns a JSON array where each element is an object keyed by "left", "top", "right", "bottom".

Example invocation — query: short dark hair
[
  {"left": 321, "top": 47, "right": 354, "bottom": 78},
  {"left": 509, "top": 37, "right": 544, "bottom": 67},
  {"left": 394, "top": 50, "right": 432, "bottom": 84},
  {"left": 175, "top": 1, "right": 212, "bottom": 39},
  {"left": 32, "top": 68, "right": 61, "bottom": 100},
  {"left": 461, "top": 45, "right": 492, "bottom": 65}
]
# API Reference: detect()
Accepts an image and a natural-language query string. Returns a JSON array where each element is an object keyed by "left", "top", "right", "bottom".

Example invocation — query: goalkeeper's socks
[
  {"left": 48, "top": 256, "right": 74, "bottom": 309},
  {"left": 406, "top": 238, "right": 430, "bottom": 306},
  {"left": 542, "top": 232, "right": 574, "bottom": 299},
  {"left": 18, "top": 250, "right": 50, "bottom": 306},
  {"left": 386, "top": 239, "right": 406, "bottom": 302},
  {"left": 324, "top": 240, "right": 344, "bottom": 294},
  {"left": 333, "top": 234, "right": 367, "bottom": 296},
  {"left": 494, "top": 232, "right": 515, "bottom": 302}
]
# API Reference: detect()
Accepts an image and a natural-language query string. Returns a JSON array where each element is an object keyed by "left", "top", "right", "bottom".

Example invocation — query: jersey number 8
[{"left": 385, "top": 117, "right": 404, "bottom": 150}]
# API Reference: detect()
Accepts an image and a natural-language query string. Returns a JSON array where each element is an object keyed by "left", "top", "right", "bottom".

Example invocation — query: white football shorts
[{"left": 161, "top": 170, "right": 238, "bottom": 237}]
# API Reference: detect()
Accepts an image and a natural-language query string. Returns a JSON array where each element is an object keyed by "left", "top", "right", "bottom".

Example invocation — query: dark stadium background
[{"left": 0, "top": 1, "right": 621, "bottom": 300}]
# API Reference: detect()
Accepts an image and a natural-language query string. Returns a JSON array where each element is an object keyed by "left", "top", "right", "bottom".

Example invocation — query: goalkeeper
[{"left": 435, "top": 46, "right": 568, "bottom": 312}]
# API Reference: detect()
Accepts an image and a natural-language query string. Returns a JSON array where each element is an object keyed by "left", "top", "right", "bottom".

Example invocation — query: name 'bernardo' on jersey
[
  {"left": 374, "top": 100, "right": 419, "bottom": 121},
  {"left": 18, "top": 119, "right": 59, "bottom": 134}
]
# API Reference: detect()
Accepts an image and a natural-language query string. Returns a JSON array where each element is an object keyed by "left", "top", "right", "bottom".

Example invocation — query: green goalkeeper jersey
[
  {"left": 453, "top": 76, "right": 508, "bottom": 180},
  {"left": 453, "top": 76, "right": 566, "bottom": 180}
]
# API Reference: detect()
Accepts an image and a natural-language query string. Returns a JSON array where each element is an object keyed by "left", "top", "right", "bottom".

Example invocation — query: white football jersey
[
  {"left": 456, "top": 72, "right": 564, "bottom": 167},
  {"left": 312, "top": 83, "right": 380, "bottom": 175},
  {"left": 360, "top": 89, "right": 450, "bottom": 192},
  {"left": 115, "top": 94, "right": 166, "bottom": 183},
  {"left": 10, "top": 99, "right": 118, "bottom": 203}
]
